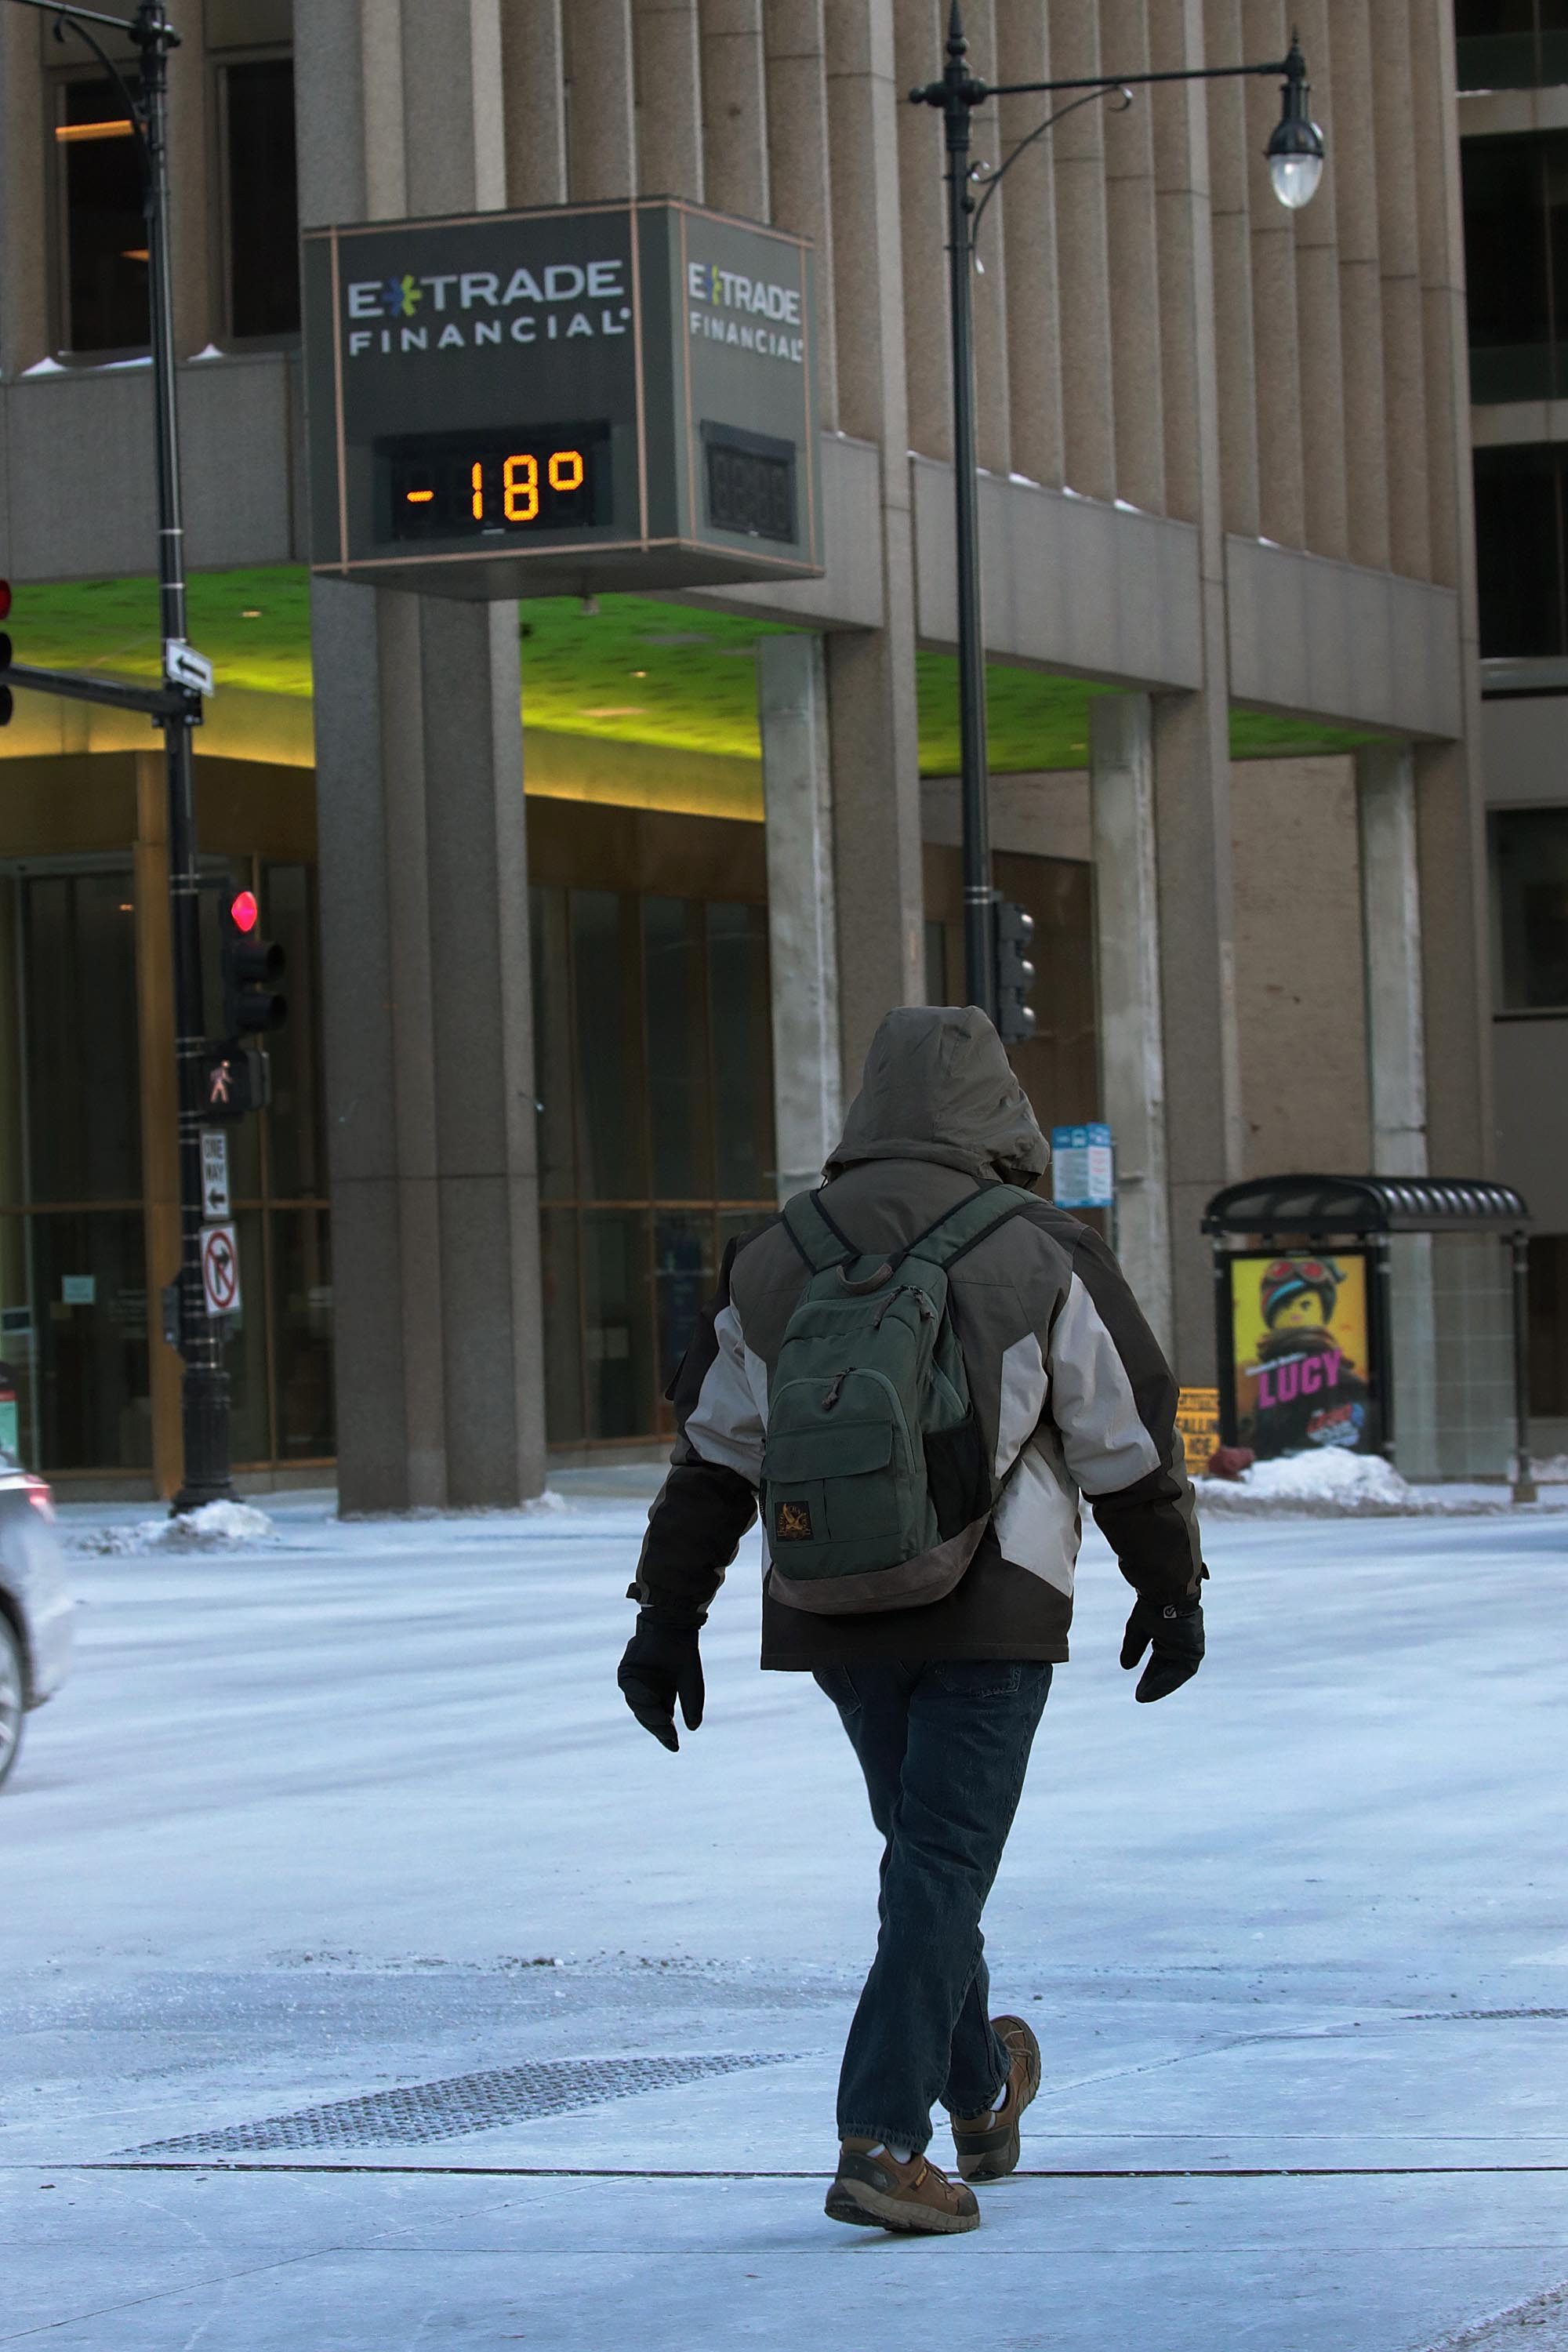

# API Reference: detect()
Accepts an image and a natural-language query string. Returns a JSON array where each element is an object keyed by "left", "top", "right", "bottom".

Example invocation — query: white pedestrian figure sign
[{"left": 201, "top": 1222, "right": 241, "bottom": 1318}]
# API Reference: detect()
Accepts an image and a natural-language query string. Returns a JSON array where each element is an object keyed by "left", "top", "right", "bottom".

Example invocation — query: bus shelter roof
[{"left": 1201, "top": 1174, "right": 1530, "bottom": 1240}]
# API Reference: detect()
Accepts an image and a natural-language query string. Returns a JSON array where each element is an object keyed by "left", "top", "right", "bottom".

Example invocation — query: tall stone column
[
  {"left": 1090, "top": 695, "right": 1174, "bottom": 1357},
  {"left": 0, "top": 6, "right": 49, "bottom": 375},
  {"left": 1359, "top": 741, "right": 1437, "bottom": 1478},
  {"left": 757, "top": 635, "right": 841, "bottom": 1198},
  {"left": 825, "top": 1, "right": 925, "bottom": 1076},
  {"left": 1151, "top": 3, "right": 1243, "bottom": 1385},
  {"left": 296, "top": 0, "right": 546, "bottom": 1509},
  {"left": 1357, "top": 742, "right": 1428, "bottom": 1180}
]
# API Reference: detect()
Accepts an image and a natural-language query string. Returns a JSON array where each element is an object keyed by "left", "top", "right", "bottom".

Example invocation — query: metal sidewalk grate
[{"left": 117, "top": 2052, "right": 794, "bottom": 2157}]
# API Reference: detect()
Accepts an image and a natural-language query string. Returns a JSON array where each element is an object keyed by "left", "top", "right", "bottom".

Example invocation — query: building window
[
  {"left": 53, "top": 75, "right": 147, "bottom": 357},
  {"left": 1473, "top": 442, "right": 1568, "bottom": 655},
  {"left": 1456, "top": 2, "right": 1568, "bottom": 93},
  {"left": 220, "top": 57, "right": 299, "bottom": 341},
  {"left": 1461, "top": 131, "right": 1568, "bottom": 401},
  {"left": 1494, "top": 809, "right": 1568, "bottom": 1011}
]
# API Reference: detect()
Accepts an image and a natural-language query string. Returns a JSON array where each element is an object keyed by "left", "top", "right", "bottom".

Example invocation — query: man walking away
[{"left": 618, "top": 1005, "right": 1207, "bottom": 2235}]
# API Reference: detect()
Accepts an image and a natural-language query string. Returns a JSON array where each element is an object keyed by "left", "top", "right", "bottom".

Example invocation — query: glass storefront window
[
  {"left": 0, "top": 844, "right": 330, "bottom": 1480},
  {"left": 581, "top": 1210, "right": 655, "bottom": 1440},
  {"left": 539, "top": 1206, "right": 584, "bottom": 1446},
  {"left": 1529, "top": 1233, "right": 1568, "bottom": 1415},
  {"left": 224, "top": 1207, "right": 271, "bottom": 1468},
  {"left": 53, "top": 76, "right": 147, "bottom": 356},
  {"left": 644, "top": 897, "right": 713, "bottom": 1200},
  {"left": 20, "top": 1212, "right": 150, "bottom": 1472},
  {"left": 708, "top": 902, "right": 775, "bottom": 1201},
  {"left": 572, "top": 890, "right": 648, "bottom": 1200},
  {"left": 261, "top": 862, "right": 326, "bottom": 1201},
  {"left": 535, "top": 881, "right": 775, "bottom": 1446},
  {"left": 654, "top": 1210, "right": 717, "bottom": 1403},
  {"left": 21, "top": 867, "right": 142, "bottom": 1203},
  {"left": 1494, "top": 809, "right": 1568, "bottom": 1010},
  {"left": 270, "top": 1207, "right": 334, "bottom": 1457},
  {"left": 531, "top": 886, "right": 576, "bottom": 1202}
]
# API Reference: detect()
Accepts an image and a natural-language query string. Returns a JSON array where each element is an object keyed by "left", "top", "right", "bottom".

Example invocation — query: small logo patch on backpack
[{"left": 775, "top": 1499, "right": 813, "bottom": 1542}]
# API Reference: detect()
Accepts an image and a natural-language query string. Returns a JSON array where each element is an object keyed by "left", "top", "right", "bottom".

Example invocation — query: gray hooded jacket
[{"left": 632, "top": 1006, "right": 1204, "bottom": 1668}]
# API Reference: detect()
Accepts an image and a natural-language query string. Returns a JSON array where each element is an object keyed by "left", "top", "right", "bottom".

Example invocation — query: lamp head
[{"left": 1266, "top": 34, "right": 1324, "bottom": 209}]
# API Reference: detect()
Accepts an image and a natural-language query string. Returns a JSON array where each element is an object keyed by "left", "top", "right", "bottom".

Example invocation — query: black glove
[
  {"left": 1120, "top": 1597, "right": 1205, "bottom": 1704},
  {"left": 617, "top": 1611, "right": 705, "bottom": 1751}
]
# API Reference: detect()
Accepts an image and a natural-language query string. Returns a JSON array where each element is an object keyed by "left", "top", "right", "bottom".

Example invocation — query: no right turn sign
[{"left": 201, "top": 1223, "right": 241, "bottom": 1318}]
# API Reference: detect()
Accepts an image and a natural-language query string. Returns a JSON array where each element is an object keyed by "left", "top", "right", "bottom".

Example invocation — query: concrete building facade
[
  {"left": 0, "top": 0, "right": 1499, "bottom": 1498},
  {"left": 1456, "top": 0, "right": 1568, "bottom": 1456}
]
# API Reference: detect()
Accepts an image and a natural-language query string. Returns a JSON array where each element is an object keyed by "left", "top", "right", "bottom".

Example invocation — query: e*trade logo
[{"left": 344, "top": 256, "right": 631, "bottom": 357}]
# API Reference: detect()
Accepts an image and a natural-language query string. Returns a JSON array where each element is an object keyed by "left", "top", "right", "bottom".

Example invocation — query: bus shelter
[{"left": 1202, "top": 1176, "right": 1534, "bottom": 1500}]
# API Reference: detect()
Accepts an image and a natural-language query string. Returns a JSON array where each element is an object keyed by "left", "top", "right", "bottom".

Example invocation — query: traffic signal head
[
  {"left": 995, "top": 898, "right": 1037, "bottom": 1046},
  {"left": 220, "top": 885, "right": 287, "bottom": 1037},
  {"left": 0, "top": 580, "right": 12, "bottom": 730}
]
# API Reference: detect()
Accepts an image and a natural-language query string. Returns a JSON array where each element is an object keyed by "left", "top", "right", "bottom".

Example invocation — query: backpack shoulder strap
[
  {"left": 781, "top": 1189, "right": 857, "bottom": 1274},
  {"left": 903, "top": 1182, "right": 1038, "bottom": 1273}
]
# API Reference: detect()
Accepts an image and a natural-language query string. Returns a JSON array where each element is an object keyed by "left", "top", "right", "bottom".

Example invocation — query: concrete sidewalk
[{"left": 4, "top": 1498, "right": 1568, "bottom": 2347}]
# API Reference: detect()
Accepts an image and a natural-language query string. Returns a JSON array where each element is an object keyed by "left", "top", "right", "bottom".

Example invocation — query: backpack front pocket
[{"left": 764, "top": 1416, "right": 903, "bottom": 1566}]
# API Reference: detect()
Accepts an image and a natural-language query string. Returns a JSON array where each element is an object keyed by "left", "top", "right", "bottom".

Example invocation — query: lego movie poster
[{"left": 1229, "top": 1250, "right": 1375, "bottom": 1460}]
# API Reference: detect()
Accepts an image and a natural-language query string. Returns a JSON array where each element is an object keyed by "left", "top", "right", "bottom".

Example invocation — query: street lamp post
[
  {"left": 5, "top": 0, "right": 233, "bottom": 1508},
  {"left": 909, "top": 7, "right": 1324, "bottom": 1025}
]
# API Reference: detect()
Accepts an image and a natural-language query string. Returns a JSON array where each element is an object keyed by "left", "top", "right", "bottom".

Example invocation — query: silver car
[{"left": 0, "top": 1469, "right": 73, "bottom": 1789}]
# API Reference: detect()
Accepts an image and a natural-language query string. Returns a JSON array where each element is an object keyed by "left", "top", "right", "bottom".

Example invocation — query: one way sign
[{"left": 200, "top": 1129, "right": 230, "bottom": 1220}]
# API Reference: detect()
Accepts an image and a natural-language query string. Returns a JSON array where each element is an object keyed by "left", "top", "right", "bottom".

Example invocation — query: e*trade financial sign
[{"left": 302, "top": 198, "right": 823, "bottom": 601}]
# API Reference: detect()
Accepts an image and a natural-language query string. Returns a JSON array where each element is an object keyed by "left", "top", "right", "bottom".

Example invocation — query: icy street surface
[{"left": 5, "top": 1487, "right": 1568, "bottom": 2350}]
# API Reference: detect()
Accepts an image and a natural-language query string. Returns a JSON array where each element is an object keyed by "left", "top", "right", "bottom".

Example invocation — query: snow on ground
[
  {"left": 5, "top": 1482, "right": 1568, "bottom": 2349},
  {"left": 1191, "top": 1448, "right": 1550, "bottom": 1515}
]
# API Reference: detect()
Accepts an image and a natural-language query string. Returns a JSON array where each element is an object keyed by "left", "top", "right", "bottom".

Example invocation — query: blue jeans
[{"left": 814, "top": 1657, "right": 1052, "bottom": 2154}]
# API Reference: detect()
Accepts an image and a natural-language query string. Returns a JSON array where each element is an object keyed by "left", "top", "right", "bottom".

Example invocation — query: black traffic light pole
[
  {"left": 909, "top": 6, "right": 1319, "bottom": 1029},
  {"left": 5, "top": 0, "right": 233, "bottom": 1507}
]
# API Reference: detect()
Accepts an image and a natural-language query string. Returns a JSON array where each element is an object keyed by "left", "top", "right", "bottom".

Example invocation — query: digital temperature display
[{"left": 379, "top": 425, "right": 612, "bottom": 541}]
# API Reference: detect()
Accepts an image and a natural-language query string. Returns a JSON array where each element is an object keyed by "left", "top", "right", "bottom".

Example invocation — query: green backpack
[{"left": 763, "top": 1183, "right": 1038, "bottom": 1616}]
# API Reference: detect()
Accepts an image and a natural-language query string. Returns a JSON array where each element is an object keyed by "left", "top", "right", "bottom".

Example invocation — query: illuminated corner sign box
[{"left": 302, "top": 199, "right": 823, "bottom": 600}]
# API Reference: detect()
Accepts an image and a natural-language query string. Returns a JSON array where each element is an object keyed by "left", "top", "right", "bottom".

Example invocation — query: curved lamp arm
[
  {"left": 49, "top": 6, "right": 153, "bottom": 191},
  {"left": 968, "top": 82, "right": 1133, "bottom": 252}
]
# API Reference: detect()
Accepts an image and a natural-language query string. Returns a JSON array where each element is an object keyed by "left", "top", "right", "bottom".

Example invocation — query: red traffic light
[
  {"left": 0, "top": 582, "right": 10, "bottom": 622},
  {"left": 228, "top": 888, "right": 259, "bottom": 933}
]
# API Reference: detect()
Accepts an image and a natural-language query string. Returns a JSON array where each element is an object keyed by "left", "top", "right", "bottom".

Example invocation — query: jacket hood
[{"left": 825, "top": 1005, "right": 1051, "bottom": 1185}]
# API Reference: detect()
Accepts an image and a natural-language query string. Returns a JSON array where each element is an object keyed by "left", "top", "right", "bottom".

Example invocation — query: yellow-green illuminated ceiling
[{"left": 8, "top": 568, "right": 1381, "bottom": 772}]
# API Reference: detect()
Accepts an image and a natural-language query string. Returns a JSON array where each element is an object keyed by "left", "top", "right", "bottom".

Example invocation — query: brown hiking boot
[
  {"left": 951, "top": 2014, "right": 1041, "bottom": 2181},
  {"left": 825, "top": 2139, "right": 981, "bottom": 2234}
]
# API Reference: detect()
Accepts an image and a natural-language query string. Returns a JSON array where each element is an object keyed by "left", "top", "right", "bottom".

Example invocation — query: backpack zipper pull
[{"left": 823, "top": 1370, "right": 848, "bottom": 1410}]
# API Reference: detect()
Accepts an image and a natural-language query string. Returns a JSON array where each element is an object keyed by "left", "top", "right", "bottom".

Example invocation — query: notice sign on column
[
  {"left": 201, "top": 1223, "right": 241, "bottom": 1319},
  {"left": 1051, "top": 1123, "right": 1114, "bottom": 1210}
]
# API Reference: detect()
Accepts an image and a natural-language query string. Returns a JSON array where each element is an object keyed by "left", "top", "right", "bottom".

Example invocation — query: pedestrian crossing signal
[{"left": 202, "top": 1045, "right": 270, "bottom": 1122}]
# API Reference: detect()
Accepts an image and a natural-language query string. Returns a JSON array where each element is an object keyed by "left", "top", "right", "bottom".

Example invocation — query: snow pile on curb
[
  {"left": 69, "top": 1500, "right": 277, "bottom": 1555},
  {"left": 1196, "top": 1449, "right": 1466, "bottom": 1517}
]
